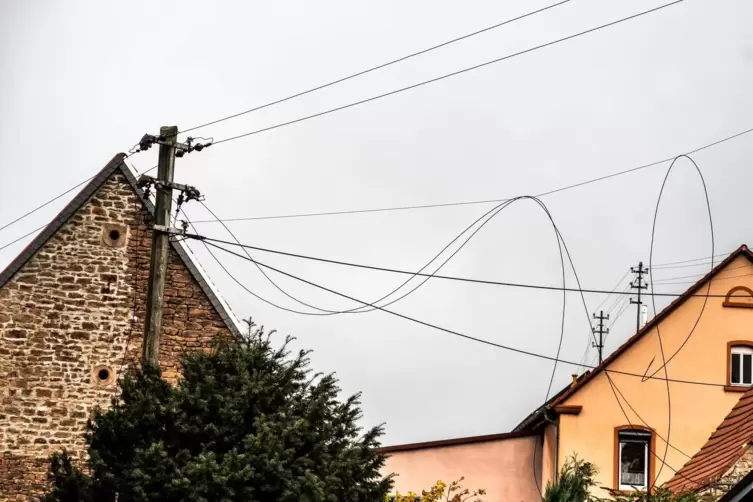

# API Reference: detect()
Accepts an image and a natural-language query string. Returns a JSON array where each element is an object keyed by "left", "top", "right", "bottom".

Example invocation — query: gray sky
[{"left": 2, "top": 0, "right": 752, "bottom": 445}]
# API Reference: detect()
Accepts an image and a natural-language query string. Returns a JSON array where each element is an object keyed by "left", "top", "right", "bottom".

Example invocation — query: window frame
[
  {"left": 613, "top": 426, "right": 655, "bottom": 493},
  {"left": 727, "top": 341, "right": 753, "bottom": 391},
  {"left": 724, "top": 340, "right": 753, "bottom": 392}
]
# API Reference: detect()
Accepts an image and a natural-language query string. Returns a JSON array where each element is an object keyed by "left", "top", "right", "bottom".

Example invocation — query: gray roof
[{"left": 0, "top": 153, "right": 242, "bottom": 338}]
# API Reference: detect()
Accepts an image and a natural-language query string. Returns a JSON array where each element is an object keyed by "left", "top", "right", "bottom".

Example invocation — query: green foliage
[
  {"left": 542, "top": 455, "right": 713, "bottom": 502},
  {"left": 388, "top": 477, "right": 487, "bottom": 502},
  {"left": 543, "top": 456, "right": 600, "bottom": 502},
  {"left": 44, "top": 328, "right": 394, "bottom": 501}
]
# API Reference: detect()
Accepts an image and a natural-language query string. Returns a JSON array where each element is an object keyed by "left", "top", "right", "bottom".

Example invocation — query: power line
[
  {"left": 0, "top": 177, "right": 94, "bottom": 235},
  {"left": 647, "top": 154, "right": 714, "bottom": 484},
  {"left": 194, "top": 234, "right": 744, "bottom": 299},
  {"left": 195, "top": 195, "right": 605, "bottom": 320},
  {"left": 192, "top": 194, "right": 516, "bottom": 316},
  {"left": 204, "top": 231, "right": 708, "bottom": 486},
  {"left": 179, "top": 0, "right": 572, "bottom": 136},
  {"left": 203, "top": 238, "right": 729, "bottom": 388},
  {"left": 534, "top": 189, "right": 700, "bottom": 488},
  {"left": 651, "top": 252, "right": 731, "bottom": 269},
  {"left": 0, "top": 163, "right": 156, "bottom": 240},
  {"left": 652, "top": 264, "right": 750, "bottom": 283},
  {"left": 0, "top": 224, "right": 47, "bottom": 253},
  {"left": 210, "top": 1, "right": 690, "bottom": 148},
  {"left": 653, "top": 271, "right": 753, "bottom": 286},
  {"left": 3, "top": 119, "right": 752, "bottom": 251},
  {"left": 190, "top": 123, "right": 753, "bottom": 225}
]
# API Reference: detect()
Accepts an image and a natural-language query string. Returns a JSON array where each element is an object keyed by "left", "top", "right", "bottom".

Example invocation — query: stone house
[{"left": 0, "top": 154, "right": 241, "bottom": 499}]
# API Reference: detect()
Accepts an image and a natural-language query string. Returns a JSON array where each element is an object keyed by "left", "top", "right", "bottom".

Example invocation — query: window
[
  {"left": 730, "top": 346, "right": 753, "bottom": 386},
  {"left": 617, "top": 429, "right": 651, "bottom": 491}
]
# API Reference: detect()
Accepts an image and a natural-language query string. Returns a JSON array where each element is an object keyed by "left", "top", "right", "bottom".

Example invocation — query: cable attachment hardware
[
  {"left": 175, "top": 136, "right": 214, "bottom": 157},
  {"left": 137, "top": 176, "right": 154, "bottom": 199}
]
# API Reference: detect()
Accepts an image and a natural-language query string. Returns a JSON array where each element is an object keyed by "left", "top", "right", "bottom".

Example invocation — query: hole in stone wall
[
  {"left": 102, "top": 224, "right": 128, "bottom": 248},
  {"left": 92, "top": 365, "right": 115, "bottom": 388}
]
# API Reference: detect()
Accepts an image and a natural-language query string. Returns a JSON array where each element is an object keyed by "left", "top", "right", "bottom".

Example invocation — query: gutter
[{"left": 543, "top": 407, "right": 559, "bottom": 483}]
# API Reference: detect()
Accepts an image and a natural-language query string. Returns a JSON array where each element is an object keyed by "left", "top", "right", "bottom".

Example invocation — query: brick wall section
[{"left": 0, "top": 172, "right": 234, "bottom": 500}]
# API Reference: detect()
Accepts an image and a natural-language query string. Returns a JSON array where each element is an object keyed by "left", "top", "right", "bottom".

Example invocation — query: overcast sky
[{"left": 2, "top": 0, "right": 753, "bottom": 445}]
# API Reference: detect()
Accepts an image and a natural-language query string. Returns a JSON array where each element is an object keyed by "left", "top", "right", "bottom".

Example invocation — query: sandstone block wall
[{"left": 0, "top": 171, "right": 234, "bottom": 500}]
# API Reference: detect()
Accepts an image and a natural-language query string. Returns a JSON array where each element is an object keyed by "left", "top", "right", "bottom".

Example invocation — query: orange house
[{"left": 381, "top": 245, "right": 753, "bottom": 500}]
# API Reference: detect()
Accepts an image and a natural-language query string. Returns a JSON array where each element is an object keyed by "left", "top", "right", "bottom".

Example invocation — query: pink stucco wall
[{"left": 382, "top": 435, "right": 541, "bottom": 502}]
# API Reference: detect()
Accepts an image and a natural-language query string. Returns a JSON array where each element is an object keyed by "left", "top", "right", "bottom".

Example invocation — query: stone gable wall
[{"left": 0, "top": 171, "right": 234, "bottom": 500}]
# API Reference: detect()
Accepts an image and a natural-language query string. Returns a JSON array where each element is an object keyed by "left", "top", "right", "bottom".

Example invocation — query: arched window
[
  {"left": 723, "top": 286, "right": 753, "bottom": 308},
  {"left": 614, "top": 427, "right": 654, "bottom": 491}
]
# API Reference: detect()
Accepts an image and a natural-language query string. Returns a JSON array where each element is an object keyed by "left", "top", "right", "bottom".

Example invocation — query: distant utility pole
[
  {"left": 629, "top": 261, "right": 649, "bottom": 333},
  {"left": 592, "top": 310, "right": 609, "bottom": 364},
  {"left": 140, "top": 126, "right": 205, "bottom": 366}
]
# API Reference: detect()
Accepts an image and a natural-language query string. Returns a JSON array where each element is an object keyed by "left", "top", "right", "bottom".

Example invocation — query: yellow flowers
[{"left": 386, "top": 477, "right": 487, "bottom": 502}]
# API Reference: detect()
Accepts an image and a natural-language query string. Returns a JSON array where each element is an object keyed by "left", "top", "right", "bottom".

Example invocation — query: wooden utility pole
[
  {"left": 592, "top": 310, "right": 609, "bottom": 364},
  {"left": 142, "top": 126, "right": 178, "bottom": 365},
  {"left": 629, "top": 261, "right": 649, "bottom": 333}
]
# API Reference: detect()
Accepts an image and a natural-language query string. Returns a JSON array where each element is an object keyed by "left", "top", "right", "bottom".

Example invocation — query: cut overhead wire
[
  {"left": 180, "top": 0, "right": 572, "bottom": 135},
  {"left": 527, "top": 175, "right": 701, "bottom": 488},
  {"left": 193, "top": 235, "right": 742, "bottom": 299},
  {"left": 646, "top": 154, "right": 714, "bottom": 486},
  {"left": 196, "top": 196, "right": 604, "bottom": 326},
  {"left": 210, "top": 0, "right": 689, "bottom": 147},
  {"left": 203, "top": 238, "right": 730, "bottom": 388}
]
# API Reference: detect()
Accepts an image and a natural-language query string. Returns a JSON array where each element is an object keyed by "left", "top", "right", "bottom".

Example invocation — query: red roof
[
  {"left": 549, "top": 245, "right": 753, "bottom": 408},
  {"left": 665, "top": 387, "right": 753, "bottom": 493}
]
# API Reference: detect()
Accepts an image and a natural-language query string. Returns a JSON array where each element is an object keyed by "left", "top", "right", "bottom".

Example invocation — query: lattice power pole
[
  {"left": 629, "top": 261, "right": 649, "bottom": 333},
  {"left": 592, "top": 310, "right": 609, "bottom": 364}
]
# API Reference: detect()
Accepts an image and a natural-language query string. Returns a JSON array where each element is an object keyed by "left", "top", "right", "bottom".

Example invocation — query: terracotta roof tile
[{"left": 665, "top": 386, "right": 753, "bottom": 493}]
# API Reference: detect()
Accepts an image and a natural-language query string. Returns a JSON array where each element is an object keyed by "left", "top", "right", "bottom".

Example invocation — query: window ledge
[
  {"left": 724, "top": 385, "right": 751, "bottom": 393},
  {"left": 606, "top": 488, "right": 649, "bottom": 496}
]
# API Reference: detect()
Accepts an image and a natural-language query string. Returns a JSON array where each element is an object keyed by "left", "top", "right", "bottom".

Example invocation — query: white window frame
[
  {"left": 618, "top": 431, "right": 650, "bottom": 491},
  {"left": 730, "top": 346, "right": 753, "bottom": 386}
]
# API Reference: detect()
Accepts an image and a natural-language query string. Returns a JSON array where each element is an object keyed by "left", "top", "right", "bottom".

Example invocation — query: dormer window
[{"left": 730, "top": 345, "right": 753, "bottom": 386}]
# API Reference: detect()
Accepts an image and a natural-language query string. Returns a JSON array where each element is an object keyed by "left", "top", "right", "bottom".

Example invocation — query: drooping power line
[
  {"left": 202, "top": 238, "right": 730, "bottom": 388},
  {"left": 194, "top": 234, "right": 742, "bottom": 299}
]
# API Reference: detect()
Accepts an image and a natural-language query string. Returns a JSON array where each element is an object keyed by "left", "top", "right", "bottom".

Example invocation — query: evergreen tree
[{"left": 45, "top": 328, "right": 394, "bottom": 501}]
